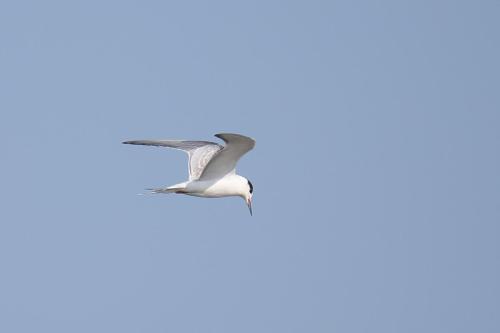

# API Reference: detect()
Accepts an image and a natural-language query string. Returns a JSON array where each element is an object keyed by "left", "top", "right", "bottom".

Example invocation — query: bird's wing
[
  {"left": 122, "top": 140, "right": 222, "bottom": 180},
  {"left": 198, "top": 133, "right": 255, "bottom": 180}
]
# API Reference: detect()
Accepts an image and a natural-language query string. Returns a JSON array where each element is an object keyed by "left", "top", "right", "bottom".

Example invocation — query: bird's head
[{"left": 244, "top": 178, "right": 253, "bottom": 216}]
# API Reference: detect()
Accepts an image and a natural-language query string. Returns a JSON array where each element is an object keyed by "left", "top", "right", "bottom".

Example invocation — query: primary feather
[{"left": 122, "top": 140, "right": 222, "bottom": 180}]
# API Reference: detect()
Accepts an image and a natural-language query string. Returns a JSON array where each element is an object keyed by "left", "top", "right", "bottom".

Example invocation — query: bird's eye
[{"left": 247, "top": 180, "right": 253, "bottom": 194}]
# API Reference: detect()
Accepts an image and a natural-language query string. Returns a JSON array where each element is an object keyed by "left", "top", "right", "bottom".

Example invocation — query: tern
[{"left": 123, "top": 133, "right": 255, "bottom": 215}]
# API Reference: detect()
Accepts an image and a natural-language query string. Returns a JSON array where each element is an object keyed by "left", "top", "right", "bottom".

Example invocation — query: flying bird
[{"left": 123, "top": 133, "right": 255, "bottom": 215}]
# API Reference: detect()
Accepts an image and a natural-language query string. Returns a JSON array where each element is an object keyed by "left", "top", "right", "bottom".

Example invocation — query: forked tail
[
  {"left": 145, "top": 188, "right": 173, "bottom": 194},
  {"left": 145, "top": 184, "right": 187, "bottom": 194}
]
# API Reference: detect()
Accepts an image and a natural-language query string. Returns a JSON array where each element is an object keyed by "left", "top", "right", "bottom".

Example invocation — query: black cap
[{"left": 247, "top": 180, "right": 253, "bottom": 194}]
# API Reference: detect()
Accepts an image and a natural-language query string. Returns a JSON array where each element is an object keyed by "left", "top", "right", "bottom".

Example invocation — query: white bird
[{"left": 123, "top": 133, "right": 255, "bottom": 215}]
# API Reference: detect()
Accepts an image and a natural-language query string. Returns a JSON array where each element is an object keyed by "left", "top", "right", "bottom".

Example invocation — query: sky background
[{"left": 1, "top": 1, "right": 499, "bottom": 332}]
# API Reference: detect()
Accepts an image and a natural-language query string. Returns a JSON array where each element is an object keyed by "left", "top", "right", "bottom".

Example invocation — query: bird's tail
[
  {"left": 145, "top": 182, "right": 188, "bottom": 194},
  {"left": 145, "top": 187, "right": 180, "bottom": 194}
]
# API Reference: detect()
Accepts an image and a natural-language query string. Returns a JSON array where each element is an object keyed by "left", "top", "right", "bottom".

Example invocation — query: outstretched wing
[
  {"left": 122, "top": 140, "right": 222, "bottom": 180},
  {"left": 198, "top": 133, "right": 255, "bottom": 180}
]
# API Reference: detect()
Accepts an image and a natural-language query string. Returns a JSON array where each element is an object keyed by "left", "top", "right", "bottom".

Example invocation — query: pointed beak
[{"left": 247, "top": 198, "right": 253, "bottom": 216}]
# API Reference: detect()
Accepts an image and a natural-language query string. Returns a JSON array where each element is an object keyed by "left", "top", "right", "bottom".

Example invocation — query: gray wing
[
  {"left": 122, "top": 140, "right": 222, "bottom": 180},
  {"left": 198, "top": 133, "right": 255, "bottom": 180}
]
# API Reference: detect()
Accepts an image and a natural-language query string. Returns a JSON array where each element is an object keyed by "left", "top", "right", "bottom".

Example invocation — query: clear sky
[{"left": 1, "top": 1, "right": 499, "bottom": 332}]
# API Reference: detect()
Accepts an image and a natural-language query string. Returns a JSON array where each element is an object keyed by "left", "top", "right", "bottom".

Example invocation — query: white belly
[{"left": 184, "top": 178, "right": 241, "bottom": 198}]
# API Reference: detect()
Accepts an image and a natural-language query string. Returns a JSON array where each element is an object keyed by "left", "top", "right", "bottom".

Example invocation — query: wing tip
[
  {"left": 123, "top": 140, "right": 141, "bottom": 145},
  {"left": 122, "top": 140, "right": 144, "bottom": 145}
]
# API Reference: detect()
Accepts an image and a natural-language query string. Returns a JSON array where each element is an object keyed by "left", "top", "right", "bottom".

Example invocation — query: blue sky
[{"left": 1, "top": 1, "right": 499, "bottom": 332}]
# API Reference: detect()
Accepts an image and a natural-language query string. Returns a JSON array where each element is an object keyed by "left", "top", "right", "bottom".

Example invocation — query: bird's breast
[{"left": 186, "top": 178, "right": 241, "bottom": 198}]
